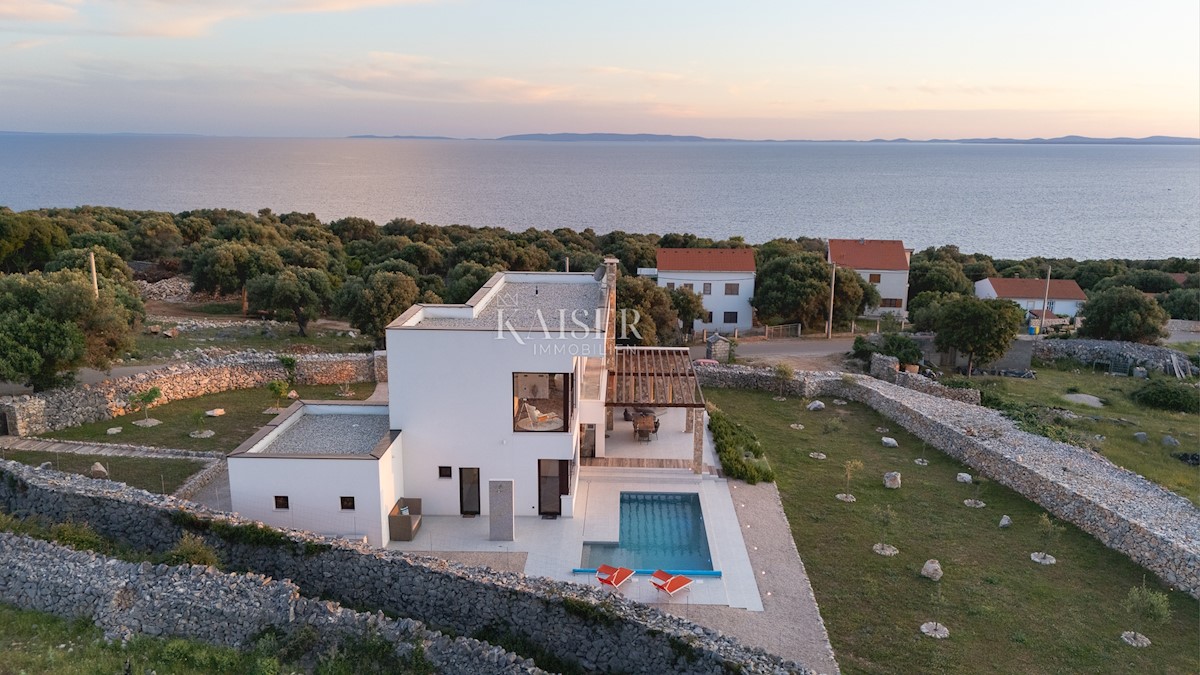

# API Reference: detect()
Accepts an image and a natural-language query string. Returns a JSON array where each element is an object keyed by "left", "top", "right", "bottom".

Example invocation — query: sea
[{"left": 1, "top": 134, "right": 1197, "bottom": 260}]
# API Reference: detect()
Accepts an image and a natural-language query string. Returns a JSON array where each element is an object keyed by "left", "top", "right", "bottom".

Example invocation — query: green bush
[
  {"left": 1129, "top": 379, "right": 1200, "bottom": 414},
  {"left": 880, "top": 333, "right": 922, "bottom": 365},
  {"left": 162, "top": 531, "right": 221, "bottom": 568},
  {"left": 49, "top": 521, "right": 116, "bottom": 555},
  {"left": 851, "top": 336, "right": 878, "bottom": 360},
  {"left": 708, "top": 407, "right": 775, "bottom": 484}
]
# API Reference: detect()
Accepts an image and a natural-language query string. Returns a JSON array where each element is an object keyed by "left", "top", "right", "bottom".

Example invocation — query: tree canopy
[
  {"left": 1077, "top": 286, "right": 1169, "bottom": 344},
  {"left": 247, "top": 266, "right": 334, "bottom": 337},
  {"left": 753, "top": 254, "right": 877, "bottom": 329},
  {"left": 335, "top": 271, "right": 421, "bottom": 346},
  {"left": 933, "top": 297, "right": 1024, "bottom": 375}
]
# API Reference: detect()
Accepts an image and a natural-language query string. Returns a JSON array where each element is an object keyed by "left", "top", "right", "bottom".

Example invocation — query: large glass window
[
  {"left": 724, "top": 282, "right": 740, "bottom": 295},
  {"left": 513, "top": 372, "right": 572, "bottom": 432}
]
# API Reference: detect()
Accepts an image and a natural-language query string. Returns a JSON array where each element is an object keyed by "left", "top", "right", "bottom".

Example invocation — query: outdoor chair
[
  {"left": 650, "top": 569, "right": 694, "bottom": 596},
  {"left": 596, "top": 564, "right": 635, "bottom": 589}
]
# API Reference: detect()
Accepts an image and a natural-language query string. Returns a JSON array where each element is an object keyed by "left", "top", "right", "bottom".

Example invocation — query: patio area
[{"left": 603, "top": 407, "right": 720, "bottom": 466}]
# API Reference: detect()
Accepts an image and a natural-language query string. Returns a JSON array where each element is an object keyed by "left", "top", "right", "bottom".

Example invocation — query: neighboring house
[
  {"left": 1026, "top": 308, "right": 1070, "bottom": 329},
  {"left": 642, "top": 248, "right": 756, "bottom": 333},
  {"left": 229, "top": 259, "right": 708, "bottom": 545},
  {"left": 827, "top": 239, "right": 911, "bottom": 316},
  {"left": 975, "top": 278, "right": 1087, "bottom": 317}
]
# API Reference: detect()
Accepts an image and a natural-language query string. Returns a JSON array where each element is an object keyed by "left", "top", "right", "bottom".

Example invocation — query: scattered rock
[
  {"left": 835, "top": 493, "right": 856, "bottom": 503},
  {"left": 205, "top": 408, "right": 226, "bottom": 417},
  {"left": 1171, "top": 452, "right": 1200, "bottom": 466},
  {"left": 881, "top": 437, "right": 899, "bottom": 448},
  {"left": 1133, "top": 432, "right": 1148, "bottom": 443},
  {"left": 920, "top": 559, "right": 943, "bottom": 581},
  {"left": 832, "top": 399, "right": 847, "bottom": 405},
  {"left": 37, "top": 462, "right": 52, "bottom": 470},
  {"left": 1063, "top": 393, "right": 1104, "bottom": 408},
  {"left": 286, "top": 390, "right": 300, "bottom": 400},
  {"left": 875, "top": 427, "right": 890, "bottom": 433},
  {"left": 347, "top": 330, "right": 357, "bottom": 338},
  {"left": 872, "top": 543, "right": 899, "bottom": 557},
  {"left": 263, "top": 408, "right": 285, "bottom": 415},
  {"left": 1132, "top": 367, "right": 1148, "bottom": 379},
  {"left": 1162, "top": 435, "right": 1180, "bottom": 447},
  {"left": 1030, "top": 552, "right": 1057, "bottom": 565},
  {"left": 963, "top": 499, "right": 986, "bottom": 508},
  {"left": 189, "top": 430, "right": 215, "bottom": 439},
  {"left": 106, "top": 427, "right": 123, "bottom": 435},
  {"left": 89, "top": 462, "right": 108, "bottom": 479},
  {"left": 920, "top": 622, "right": 949, "bottom": 639},
  {"left": 807, "top": 400, "right": 825, "bottom": 411},
  {"left": 956, "top": 472, "right": 972, "bottom": 483},
  {"left": 146, "top": 324, "right": 162, "bottom": 334},
  {"left": 788, "top": 423, "right": 805, "bottom": 430},
  {"left": 883, "top": 471, "right": 902, "bottom": 489},
  {"left": 772, "top": 396, "right": 787, "bottom": 402},
  {"left": 132, "top": 418, "right": 161, "bottom": 428},
  {"left": 999, "top": 515, "right": 1012, "bottom": 528},
  {"left": 913, "top": 458, "right": 929, "bottom": 466},
  {"left": 808, "top": 452, "right": 826, "bottom": 460},
  {"left": 162, "top": 327, "right": 180, "bottom": 339},
  {"left": 1120, "top": 631, "right": 1151, "bottom": 647}
]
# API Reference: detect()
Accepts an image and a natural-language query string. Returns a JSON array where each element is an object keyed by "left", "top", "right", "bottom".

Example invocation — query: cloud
[
  {"left": 0, "top": 36, "right": 54, "bottom": 49},
  {"left": 0, "top": 1, "right": 80, "bottom": 22},
  {"left": 590, "top": 66, "right": 688, "bottom": 84}
]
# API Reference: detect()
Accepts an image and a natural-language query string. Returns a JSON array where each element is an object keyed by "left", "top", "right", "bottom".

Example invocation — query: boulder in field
[
  {"left": 921, "top": 559, "right": 943, "bottom": 581},
  {"left": 90, "top": 462, "right": 108, "bottom": 479},
  {"left": 807, "top": 400, "right": 825, "bottom": 411},
  {"left": 883, "top": 472, "right": 902, "bottom": 489}
]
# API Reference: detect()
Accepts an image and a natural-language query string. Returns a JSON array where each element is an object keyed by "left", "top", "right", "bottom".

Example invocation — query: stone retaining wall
[
  {"left": 867, "top": 354, "right": 981, "bottom": 405},
  {"left": 1168, "top": 319, "right": 1200, "bottom": 334},
  {"left": 697, "top": 364, "right": 1200, "bottom": 597},
  {"left": 0, "top": 352, "right": 376, "bottom": 437},
  {"left": 0, "top": 534, "right": 542, "bottom": 674},
  {"left": 0, "top": 460, "right": 810, "bottom": 674},
  {"left": 1032, "top": 339, "right": 1199, "bottom": 376}
]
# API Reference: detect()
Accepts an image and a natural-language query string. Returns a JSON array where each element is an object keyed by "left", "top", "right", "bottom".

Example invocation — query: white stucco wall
[
  {"left": 853, "top": 269, "right": 909, "bottom": 315},
  {"left": 228, "top": 450, "right": 390, "bottom": 547},
  {"left": 654, "top": 270, "right": 755, "bottom": 332},
  {"left": 975, "top": 280, "right": 1081, "bottom": 317},
  {"left": 386, "top": 326, "right": 605, "bottom": 517}
]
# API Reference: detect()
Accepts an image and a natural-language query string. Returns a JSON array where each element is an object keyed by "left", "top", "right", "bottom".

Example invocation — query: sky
[{"left": 1, "top": 0, "right": 1198, "bottom": 139}]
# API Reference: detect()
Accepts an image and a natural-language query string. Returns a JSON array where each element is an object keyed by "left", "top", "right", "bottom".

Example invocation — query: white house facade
[
  {"left": 975, "top": 278, "right": 1087, "bottom": 317},
  {"left": 827, "top": 239, "right": 911, "bottom": 316},
  {"left": 646, "top": 248, "right": 756, "bottom": 333}
]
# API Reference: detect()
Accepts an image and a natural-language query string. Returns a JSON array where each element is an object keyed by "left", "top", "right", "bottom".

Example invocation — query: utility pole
[
  {"left": 1038, "top": 264, "right": 1052, "bottom": 336},
  {"left": 826, "top": 263, "right": 837, "bottom": 339},
  {"left": 89, "top": 250, "right": 99, "bottom": 299},
  {"left": 565, "top": 256, "right": 570, "bottom": 273}
]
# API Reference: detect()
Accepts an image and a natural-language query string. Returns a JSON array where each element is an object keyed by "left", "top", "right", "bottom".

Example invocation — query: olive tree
[{"left": 933, "top": 297, "right": 1024, "bottom": 376}]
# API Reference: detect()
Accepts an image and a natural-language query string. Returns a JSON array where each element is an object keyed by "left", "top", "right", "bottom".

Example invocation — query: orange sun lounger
[
  {"left": 650, "top": 569, "right": 694, "bottom": 596},
  {"left": 596, "top": 564, "right": 635, "bottom": 589}
]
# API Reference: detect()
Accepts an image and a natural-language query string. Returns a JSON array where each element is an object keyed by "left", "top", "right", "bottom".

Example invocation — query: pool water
[{"left": 581, "top": 492, "right": 713, "bottom": 572}]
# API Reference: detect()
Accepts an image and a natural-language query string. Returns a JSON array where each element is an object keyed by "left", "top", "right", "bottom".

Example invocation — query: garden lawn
[
  {"left": 707, "top": 388, "right": 1200, "bottom": 675},
  {"left": 130, "top": 322, "right": 373, "bottom": 362},
  {"left": 0, "top": 450, "right": 204, "bottom": 494},
  {"left": 42, "top": 384, "right": 371, "bottom": 454},
  {"left": 966, "top": 361, "right": 1199, "bottom": 504}
]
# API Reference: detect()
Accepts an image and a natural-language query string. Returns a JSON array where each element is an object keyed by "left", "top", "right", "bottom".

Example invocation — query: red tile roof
[
  {"left": 1168, "top": 272, "right": 1189, "bottom": 285},
  {"left": 983, "top": 278, "right": 1087, "bottom": 301},
  {"left": 656, "top": 248, "right": 756, "bottom": 272},
  {"left": 827, "top": 239, "right": 909, "bottom": 271}
]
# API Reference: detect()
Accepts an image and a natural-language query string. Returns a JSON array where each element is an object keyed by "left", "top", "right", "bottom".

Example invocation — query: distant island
[{"left": 351, "top": 132, "right": 1200, "bottom": 145}]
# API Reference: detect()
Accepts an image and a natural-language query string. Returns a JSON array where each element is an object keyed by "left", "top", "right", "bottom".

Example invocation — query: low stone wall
[
  {"left": 1168, "top": 319, "right": 1200, "bottom": 334},
  {"left": 374, "top": 350, "right": 389, "bottom": 382},
  {"left": 1032, "top": 339, "right": 1199, "bottom": 376},
  {"left": 867, "top": 354, "right": 981, "bottom": 405},
  {"left": 0, "top": 534, "right": 542, "bottom": 674},
  {"left": 0, "top": 352, "right": 376, "bottom": 437},
  {"left": 697, "top": 364, "right": 1200, "bottom": 597},
  {"left": 0, "top": 460, "right": 810, "bottom": 674}
]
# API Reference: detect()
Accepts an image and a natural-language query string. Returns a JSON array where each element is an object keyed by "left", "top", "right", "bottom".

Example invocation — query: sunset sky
[{"left": 1, "top": 0, "right": 1197, "bottom": 139}]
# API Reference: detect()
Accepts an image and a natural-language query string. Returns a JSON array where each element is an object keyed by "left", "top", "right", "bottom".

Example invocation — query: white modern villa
[
  {"left": 975, "top": 277, "right": 1087, "bottom": 317},
  {"left": 640, "top": 248, "right": 756, "bottom": 333},
  {"left": 827, "top": 238, "right": 912, "bottom": 316}
]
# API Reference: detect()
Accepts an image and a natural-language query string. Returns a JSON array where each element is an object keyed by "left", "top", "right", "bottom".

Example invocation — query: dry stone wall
[
  {"left": 0, "top": 460, "right": 811, "bottom": 675},
  {"left": 0, "top": 533, "right": 543, "bottom": 674},
  {"left": 0, "top": 352, "right": 375, "bottom": 436},
  {"left": 867, "top": 354, "right": 981, "bottom": 405},
  {"left": 1032, "top": 339, "right": 1199, "bottom": 376},
  {"left": 697, "top": 364, "right": 1200, "bottom": 597}
]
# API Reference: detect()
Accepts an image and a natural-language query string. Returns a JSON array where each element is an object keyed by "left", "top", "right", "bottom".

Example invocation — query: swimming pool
[{"left": 580, "top": 492, "right": 714, "bottom": 573}]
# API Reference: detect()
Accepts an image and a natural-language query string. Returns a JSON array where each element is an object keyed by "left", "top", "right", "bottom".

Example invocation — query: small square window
[
  {"left": 665, "top": 282, "right": 675, "bottom": 290},
  {"left": 723, "top": 311, "right": 738, "bottom": 323},
  {"left": 724, "top": 282, "right": 739, "bottom": 295},
  {"left": 682, "top": 282, "right": 693, "bottom": 291},
  {"left": 702, "top": 282, "right": 712, "bottom": 295},
  {"left": 274, "top": 496, "right": 289, "bottom": 510},
  {"left": 868, "top": 273, "right": 881, "bottom": 284},
  {"left": 438, "top": 466, "right": 452, "bottom": 479},
  {"left": 340, "top": 496, "right": 355, "bottom": 511}
]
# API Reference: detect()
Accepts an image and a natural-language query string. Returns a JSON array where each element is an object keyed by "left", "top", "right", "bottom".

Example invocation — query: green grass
[
  {"left": 1168, "top": 341, "right": 1200, "bottom": 357},
  {"left": 42, "top": 384, "right": 371, "bottom": 454},
  {"left": 963, "top": 361, "right": 1199, "bottom": 504},
  {"left": 130, "top": 323, "right": 374, "bottom": 363},
  {"left": 189, "top": 301, "right": 245, "bottom": 315},
  {"left": 707, "top": 388, "right": 1200, "bottom": 675},
  {"left": 0, "top": 449, "right": 204, "bottom": 494},
  {"left": 0, "top": 602, "right": 290, "bottom": 674}
]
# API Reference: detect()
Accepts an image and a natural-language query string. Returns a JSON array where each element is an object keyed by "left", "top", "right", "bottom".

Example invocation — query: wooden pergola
[{"left": 606, "top": 346, "right": 707, "bottom": 474}]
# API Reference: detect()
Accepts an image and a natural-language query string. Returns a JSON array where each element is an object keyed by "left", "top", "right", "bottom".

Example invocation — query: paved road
[{"left": 690, "top": 337, "right": 854, "bottom": 370}]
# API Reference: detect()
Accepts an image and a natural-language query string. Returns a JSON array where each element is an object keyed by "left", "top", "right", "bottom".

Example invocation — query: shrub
[
  {"left": 1129, "top": 379, "right": 1200, "bottom": 414},
  {"left": 707, "top": 407, "right": 775, "bottom": 484},
  {"left": 879, "top": 333, "right": 922, "bottom": 365},
  {"left": 162, "top": 532, "right": 221, "bottom": 568},
  {"left": 851, "top": 336, "right": 878, "bottom": 361},
  {"left": 49, "top": 521, "right": 115, "bottom": 555}
]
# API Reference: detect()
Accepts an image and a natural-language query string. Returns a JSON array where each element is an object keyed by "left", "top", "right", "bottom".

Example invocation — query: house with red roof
[
  {"left": 975, "top": 277, "right": 1087, "bottom": 317},
  {"left": 826, "top": 239, "right": 911, "bottom": 316},
  {"left": 648, "top": 248, "right": 757, "bottom": 332}
]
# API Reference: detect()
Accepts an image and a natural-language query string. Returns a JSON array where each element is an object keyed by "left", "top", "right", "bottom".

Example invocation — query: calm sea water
[{"left": 1, "top": 135, "right": 1196, "bottom": 259}]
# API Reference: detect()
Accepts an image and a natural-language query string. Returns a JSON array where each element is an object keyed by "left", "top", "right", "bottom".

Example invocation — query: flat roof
[
  {"left": 230, "top": 402, "right": 394, "bottom": 459},
  {"left": 391, "top": 271, "right": 608, "bottom": 331}
]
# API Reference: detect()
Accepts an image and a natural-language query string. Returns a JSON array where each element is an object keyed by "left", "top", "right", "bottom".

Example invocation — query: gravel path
[
  {"left": 657, "top": 481, "right": 840, "bottom": 674},
  {"left": 264, "top": 414, "right": 390, "bottom": 455}
]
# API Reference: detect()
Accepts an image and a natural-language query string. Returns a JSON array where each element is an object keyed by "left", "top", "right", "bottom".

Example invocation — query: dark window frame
[
  {"left": 340, "top": 496, "right": 356, "bottom": 511},
  {"left": 438, "top": 466, "right": 452, "bottom": 479},
  {"left": 702, "top": 282, "right": 712, "bottom": 295},
  {"left": 274, "top": 495, "right": 289, "bottom": 510},
  {"left": 513, "top": 372, "right": 573, "bottom": 433},
  {"left": 724, "top": 282, "right": 740, "bottom": 296},
  {"left": 723, "top": 311, "right": 738, "bottom": 323},
  {"left": 868, "top": 273, "right": 881, "bottom": 283}
]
